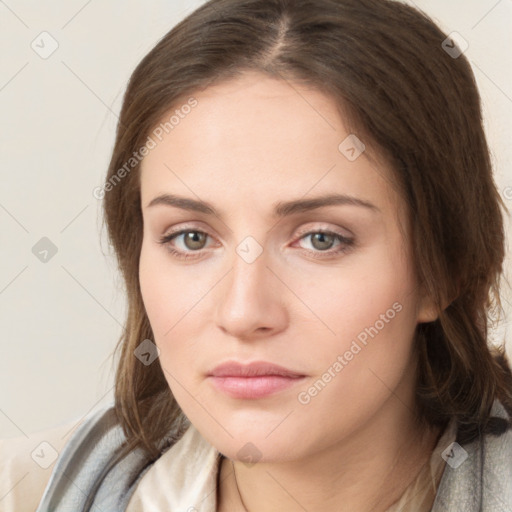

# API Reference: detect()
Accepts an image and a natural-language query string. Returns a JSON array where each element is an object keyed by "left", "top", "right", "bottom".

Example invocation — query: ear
[
  {"left": 416, "top": 291, "right": 439, "bottom": 324},
  {"left": 416, "top": 286, "right": 455, "bottom": 324}
]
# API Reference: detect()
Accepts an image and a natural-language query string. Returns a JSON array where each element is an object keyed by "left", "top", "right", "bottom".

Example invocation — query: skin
[{"left": 138, "top": 70, "right": 441, "bottom": 512}]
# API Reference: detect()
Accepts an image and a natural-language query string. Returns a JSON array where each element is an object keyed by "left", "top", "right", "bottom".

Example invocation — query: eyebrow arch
[{"left": 146, "top": 193, "right": 380, "bottom": 217}]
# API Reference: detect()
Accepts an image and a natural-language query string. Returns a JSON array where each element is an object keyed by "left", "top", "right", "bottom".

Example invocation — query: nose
[{"left": 214, "top": 245, "right": 289, "bottom": 341}]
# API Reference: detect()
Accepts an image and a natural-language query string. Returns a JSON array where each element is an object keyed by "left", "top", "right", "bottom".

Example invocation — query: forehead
[{"left": 139, "top": 71, "right": 400, "bottom": 220}]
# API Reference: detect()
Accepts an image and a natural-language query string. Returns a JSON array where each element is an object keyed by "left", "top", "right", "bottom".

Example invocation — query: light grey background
[{"left": 1, "top": 0, "right": 511, "bottom": 438}]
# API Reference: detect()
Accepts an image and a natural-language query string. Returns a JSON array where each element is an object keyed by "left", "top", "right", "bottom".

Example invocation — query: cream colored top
[{"left": 0, "top": 415, "right": 457, "bottom": 512}]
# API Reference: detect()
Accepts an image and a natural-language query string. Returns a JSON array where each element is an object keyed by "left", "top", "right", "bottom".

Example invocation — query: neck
[{"left": 217, "top": 393, "right": 441, "bottom": 512}]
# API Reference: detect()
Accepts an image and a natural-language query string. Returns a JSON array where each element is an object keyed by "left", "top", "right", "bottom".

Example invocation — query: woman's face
[{"left": 139, "top": 70, "right": 436, "bottom": 462}]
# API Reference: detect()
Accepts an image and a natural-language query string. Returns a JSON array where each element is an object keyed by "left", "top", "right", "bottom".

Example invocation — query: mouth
[{"left": 207, "top": 360, "right": 307, "bottom": 399}]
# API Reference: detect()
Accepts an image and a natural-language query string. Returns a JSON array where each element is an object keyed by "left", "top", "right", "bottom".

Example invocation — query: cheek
[
  {"left": 288, "top": 286, "right": 419, "bottom": 452},
  {"left": 139, "top": 240, "right": 204, "bottom": 337},
  {"left": 295, "top": 283, "right": 417, "bottom": 392},
  {"left": 139, "top": 245, "right": 188, "bottom": 359},
  {"left": 291, "top": 238, "right": 418, "bottom": 354},
  {"left": 139, "top": 267, "right": 198, "bottom": 409},
  {"left": 290, "top": 244, "right": 419, "bottom": 404},
  {"left": 139, "top": 242, "right": 216, "bottom": 394}
]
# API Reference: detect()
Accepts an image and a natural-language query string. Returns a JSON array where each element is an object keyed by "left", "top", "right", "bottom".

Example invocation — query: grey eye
[{"left": 308, "top": 232, "right": 336, "bottom": 251}]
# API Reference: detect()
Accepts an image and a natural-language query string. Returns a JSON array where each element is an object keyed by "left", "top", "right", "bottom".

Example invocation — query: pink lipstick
[{"left": 208, "top": 361, "right": 306, "bottom": 399}]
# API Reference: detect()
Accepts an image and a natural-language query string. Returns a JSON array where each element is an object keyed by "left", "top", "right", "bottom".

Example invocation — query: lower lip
[{"left": 208, "top": 375, "right": 306, "bottom": 399}]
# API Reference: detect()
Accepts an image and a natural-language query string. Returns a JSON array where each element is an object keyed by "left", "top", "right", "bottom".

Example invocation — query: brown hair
[{"left": 102, "top": 0, "right": 512, "bottom": 464}]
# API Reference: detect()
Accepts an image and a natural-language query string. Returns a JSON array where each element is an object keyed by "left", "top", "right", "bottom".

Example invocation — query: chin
[{"left": 194, "top": 417, "right": 310, "bottom": 464}]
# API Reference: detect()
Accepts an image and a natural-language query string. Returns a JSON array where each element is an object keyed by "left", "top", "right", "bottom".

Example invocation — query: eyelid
[
  {"left": 161, "top": 222, "right": 216, "bottom": 242},
  {"left": 158, "top": 221, "right": 355, "bottom": 260},
  {"left": 293, "top": 222, "right": 354, "bottom": 240},
  {"left": 160, "top": 221, "right": 353, "bottom": 244}
]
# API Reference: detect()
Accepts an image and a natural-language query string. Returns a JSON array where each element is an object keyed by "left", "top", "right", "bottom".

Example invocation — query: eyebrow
[{"left": 146, "top": 193, "right": 380, "bottom": 217}]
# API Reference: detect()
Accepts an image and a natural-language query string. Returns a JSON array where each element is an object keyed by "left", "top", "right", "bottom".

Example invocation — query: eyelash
[{"left": 157, "top": 227, "right": 355, "bottom": 261}]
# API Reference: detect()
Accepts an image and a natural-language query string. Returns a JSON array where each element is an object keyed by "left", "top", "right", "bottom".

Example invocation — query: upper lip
[{"left": 208, "top": 361, "right": 305, "bottom": 378}]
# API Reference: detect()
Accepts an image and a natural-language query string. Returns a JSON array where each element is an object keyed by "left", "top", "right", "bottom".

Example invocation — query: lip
[
  {"left": 207, "top": 360, "right": 306, "bottom": 399},
  {"left": 209, "top": 361, "right": 305, "bottom": 378}
]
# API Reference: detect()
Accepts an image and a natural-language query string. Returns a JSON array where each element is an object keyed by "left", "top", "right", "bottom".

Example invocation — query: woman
[{"left": 3, "top": 0, "right": 512, "bottom": 510}]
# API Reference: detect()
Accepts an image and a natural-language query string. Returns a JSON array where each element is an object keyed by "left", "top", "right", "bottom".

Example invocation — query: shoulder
[
  {"left": 480, "top": 410, "right": 512, "bottom": 506},
  {"left": 0, "top": 414, "right": 83, "bottom": 512},
  {"left": 432, "top": 400, "right": 512, "bottom": 511},
  {"left": 34, "top": 404, "right": 127, "bottom": 511},
  {"left": 480, "top": 400, "right": 512, "bottom": 477}
]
